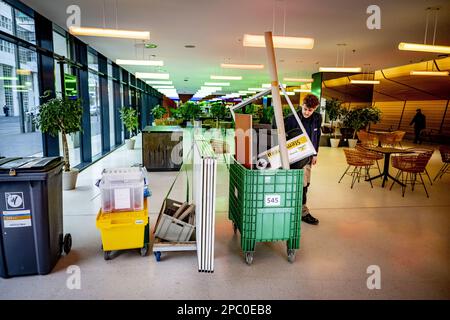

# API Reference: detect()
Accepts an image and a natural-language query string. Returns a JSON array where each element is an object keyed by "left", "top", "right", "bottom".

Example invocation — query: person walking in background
[
  {"left": 410, "top": 108, "right": 426, "bottom": 144},
  {"left": 3, "top": 104, "right": 9, "bottom": 117}
]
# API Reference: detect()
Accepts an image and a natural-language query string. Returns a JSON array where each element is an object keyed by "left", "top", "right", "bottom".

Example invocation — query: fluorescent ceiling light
[
  {"left": 204, "top": 82, "right": 230, "bottom": 86},
  {"left": 4, "top": 85, "right": 27, "bottom": 88},
  {"left": 410, "top": 71, "right": 449, "bottom": 76},
  {"left": 283, "top": 78, "right": 314, "bottom": 83},
  {"left": 201, "top": 86, "right": 222, "bottom": 91},
  {"left": 153, "top": 85, "right": 174, "bottom": 89},
  {"left": 238, "top": 91, "right": 256, "bottom": 94},
  {"left": 243, "top": 34, "right": 314, "bottom": 49},
  {"left": 146, "top": 81, "right": 172, "bottom": 85},
  {"left": 262, "top": 83, "right": 286, "bottom": 88},
  {"left": 248, "top": 88, "right": 267, "bottom": 91},
  {"left": 220, "top": 63, "right": 264, "bottom": 70},
  {"left": 116, "top": 59, "right": 163, "bottom": 66},
  {"left": 293, "top": 89, "right": 312, "bottom": 93},
  {"left": 319, "top": 67, "right": 362, "bottom": 73},
  {"left": 69, "top": 26, "right": 150, "bottom": 40},
  {"left": 283, "top": 91, "right": 295, "bottom": 96},
  {"left": 350, "top": 80, "right": 380, "bottom": 84},
  {"left": 398, "top": 42, "right": 450, "bottom": 54},
  {"left": 135, "top": 72, "right": 169, "bottom": 79},
  {"left": 210, "top": 75, "right": 242, "bottom": 80}
]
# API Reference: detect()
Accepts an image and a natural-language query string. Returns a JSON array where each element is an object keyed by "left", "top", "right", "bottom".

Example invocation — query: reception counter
[{"left": 142, "top": 126, "right": 184, "bottom": 171}]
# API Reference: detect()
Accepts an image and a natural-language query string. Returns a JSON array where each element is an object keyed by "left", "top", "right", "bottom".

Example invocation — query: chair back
[
  {"left": 393, "top": 131, "right": 406, "bottom": 143},
  {"left": 439, "top": 145, "right": 450, "bottom": 163},
  {"left": 392, "top": 153, "right": 431, "bottom": 173},
  {"left": 343, "top": 148, "right": 374, "bottom": 167},
  {"left": 357, "top": 130, "right": 378, "bottom": 146}
]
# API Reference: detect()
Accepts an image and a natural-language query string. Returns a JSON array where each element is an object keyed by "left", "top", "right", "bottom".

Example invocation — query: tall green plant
[
  {"left": 178, "top": 101, "right": 202, "bottom": 122},
  {"left": 34, "top": 92, "right": 83, "bottom": 172},
  {"left": 343, "top": 106, "right": 382, "bottom": 139},
  {"left": 325, "top": 98, "right": 344, "bottom": 139},
  {"left": 151, "top": 105, "right": 167, "bottom": 120},
  {"left": 120, "top": 107, "right": 138, "bottom": 138}
]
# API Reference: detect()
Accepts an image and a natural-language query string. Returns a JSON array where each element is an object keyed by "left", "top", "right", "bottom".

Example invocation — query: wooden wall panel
[
  {"left": 399, "top": 100, "right": 447, "bottom": 134},
  {"left": 370, "top": 101, "right": 404, "bottom": 131}
]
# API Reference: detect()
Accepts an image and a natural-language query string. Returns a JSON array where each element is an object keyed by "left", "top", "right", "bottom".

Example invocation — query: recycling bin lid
[{"left": 0, "top": 156, "right": 63, "bottom": 172}]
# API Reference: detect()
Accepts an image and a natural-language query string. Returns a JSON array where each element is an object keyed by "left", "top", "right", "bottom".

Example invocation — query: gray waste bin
[{"left": 0, "top": 157, "right": 71, "bottom": 278}]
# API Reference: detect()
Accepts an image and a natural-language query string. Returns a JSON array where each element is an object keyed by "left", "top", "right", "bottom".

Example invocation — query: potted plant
[
  {"left": 343, "top": 106, "right": 382, "bottom": 148},
  {"left": 120, "top": 107, "right": 139, "bottom": 150},
  {"left": 34, "top": 92, "right": 83, "bottom": 190},
  {"left": 151, "top": 105, "right": 167, "bottom": 125},
  {"left": 325, "top": 98, "right": 344, "bottom": 147},
  {"left": 178, "top": 101, "right": 203, "bottom": 126},
  {"left": 210, "top": 102, "right": 228, "bottom": 128}
]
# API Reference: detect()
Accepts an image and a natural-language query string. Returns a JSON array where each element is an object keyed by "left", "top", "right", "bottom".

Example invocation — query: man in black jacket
[
  {"left": 272, "top": 94, "right": 322, "bottom": 225},
  {"left": 410, "top": 108, "right": 426, "bottom": 144}
]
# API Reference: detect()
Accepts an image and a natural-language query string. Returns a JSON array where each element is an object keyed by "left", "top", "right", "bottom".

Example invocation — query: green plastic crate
[{"left": 229, "top": 158, "right": 303, "bottom": 258}]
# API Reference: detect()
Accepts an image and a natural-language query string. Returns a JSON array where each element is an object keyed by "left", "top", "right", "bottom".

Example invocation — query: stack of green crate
[{"left": 229, "top": 158, "right": 304, "bottom": 265}]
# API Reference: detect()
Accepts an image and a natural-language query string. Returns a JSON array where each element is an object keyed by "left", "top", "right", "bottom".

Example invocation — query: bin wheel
[
  {"left": 245, "top": 252, "right": 254, "bottom": 265},
  {"left": 63, "top": 234, "right": 72, "bottom": 255},
  {"left": 58, "top": 234, "right": 64, "bottom": 256},
  {"left": 154, "top": 251, "right": 161, "bottom": 262},
  {"left": 287, "top": 249, "right": 296, "bottom": 263},
  {"left": 232, "top": 223, "right": 237, "bottom": 234},
  {"left": 140, "top": 244, "right": 149, "bottom": 257},
  {"left": 104, "top": 251, "right": 112, "bottom": 261}
]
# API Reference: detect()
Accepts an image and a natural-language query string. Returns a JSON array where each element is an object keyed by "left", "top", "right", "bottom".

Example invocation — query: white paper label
[
  {"left": 114, "top": 188, "right": 131, "bottom": 210},
  {"left": 135, "top": 219, "right": 144, "bottom": 225},
  {"left": 264, "top": 195, "right": 281, "bottom": 207},
  {"left": 3, "top": 210, "right": 32, "bottom": 228}
]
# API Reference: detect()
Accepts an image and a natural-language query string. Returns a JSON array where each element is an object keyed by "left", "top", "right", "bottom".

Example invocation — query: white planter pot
[
  {"left": 348, "top": 139, "right": 358, "bottom": 148},
  {"left": 126, "top": 139, "right": 136, "bottom": 150},
  {"left": 63, "top": 169, "right": 79, "bottom": 190},
  {"left": 330, "top": 138, "right": 340, "bottom": 148}
]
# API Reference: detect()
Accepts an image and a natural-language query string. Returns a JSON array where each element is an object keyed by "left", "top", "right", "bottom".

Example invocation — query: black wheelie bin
[{"left": 0, "top": 157, "right": 71, "bottom": 278}]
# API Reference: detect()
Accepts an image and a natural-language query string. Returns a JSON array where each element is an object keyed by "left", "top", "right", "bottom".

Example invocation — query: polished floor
[{"left": 1, "top": 134, "right": 449, "bottom": 300}]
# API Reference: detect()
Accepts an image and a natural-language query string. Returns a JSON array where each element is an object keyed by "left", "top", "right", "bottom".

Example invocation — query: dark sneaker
[{"left": 302, "top": 213, "right": 319, "bottom": 225}]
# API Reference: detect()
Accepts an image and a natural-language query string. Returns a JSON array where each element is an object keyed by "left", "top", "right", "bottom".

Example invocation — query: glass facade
[
  {"left": 0, "top": 1, "right": 41, "bottom": 157},
  {"left": 107, "top": 62, "right": 115, "bottom": 148},
  {"left": 0, "top": 0, "right": 161, "bottom": 165},
  {"left": 88, "top": 52, "right": 102, "bottom": 158}
]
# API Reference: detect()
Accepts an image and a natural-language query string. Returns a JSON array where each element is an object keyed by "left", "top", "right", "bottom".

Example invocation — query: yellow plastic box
[{"left": 96, "top": 199, "right": 149, "bottom": 253}]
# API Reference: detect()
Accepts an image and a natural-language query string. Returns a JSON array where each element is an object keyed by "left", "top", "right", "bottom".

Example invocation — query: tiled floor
[{"left": 1, "top": 134, "right": 449, "bottom": 299}]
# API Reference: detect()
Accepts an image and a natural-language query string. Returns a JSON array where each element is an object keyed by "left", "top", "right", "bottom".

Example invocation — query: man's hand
[{"left": 312, "top": 156, "right": 318, "bottom": 165}]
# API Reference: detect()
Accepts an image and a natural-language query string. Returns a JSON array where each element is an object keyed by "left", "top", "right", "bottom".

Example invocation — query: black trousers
[{"left": 414, "top": 128, "right": 423, "bottom": 144}]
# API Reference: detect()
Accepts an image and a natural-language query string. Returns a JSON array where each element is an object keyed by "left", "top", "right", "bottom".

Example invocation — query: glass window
[
  {"left": 0, "top": 1, "right": 13, "bottom": 35},
  {"left": 0, "top": 41, "right": 42, "bottom": 157},
  {"left": 120, "top": 83, "right": 124, "bottom": 141},
  {"left": 88, "top": 52, "right": 98, "bottom": 71},
  {"left": 108, "top": 62, "right": 115, "bottom": 148},
  {"left": 89, "top": 71, "right": 102, "bottom": 157},
  {"left": 14, "top": 9, "right": 35, "bottom": 44}
]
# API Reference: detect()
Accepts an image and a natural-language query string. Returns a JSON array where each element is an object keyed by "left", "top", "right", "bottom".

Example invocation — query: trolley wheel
[
  {"left": 232, "top": 222, "right": 237, "bottom": 234},
  {"left": 63, "top": 234, "right": 72, "bottom": 255},
  {"left": 154, "top": 251, "right": 161, "bottom": 262},
  {"left": 140, "top": 244, "right": 149, "bottom": 257},
  {"left": 245, "top": 252, "right": 254, "bottom": 265},
  {"left": 104, "top": 251, "right": 112, "bottom": 261},
  {"left": 287, "top": 249, "right": 296, "bottom": 263}
]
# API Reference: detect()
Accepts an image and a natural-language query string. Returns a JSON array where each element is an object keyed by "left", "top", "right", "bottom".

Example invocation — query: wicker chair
[
  {"left": 390, "top": 152, "right": 432, "bottom": 197},
  {"left": 393, "top": 131, "right": 406, "bottom": 148},
  {"left": 357, "top": 130, "right": 379, "bottom": 147},
  {"left": 406, "top": 147, "right": 434, "bottom": 184},
  {"left": 339, "top": 148, "right": 375, "bottom": 188},
  {"left": 379, "top": 132, "right": 397, "bottom": 148},
  {"left": 356, "top": 143, "right": 382, "bottom": 176},
  {"left": 434, "top": 145, "right": 450, "bottom": 181}
]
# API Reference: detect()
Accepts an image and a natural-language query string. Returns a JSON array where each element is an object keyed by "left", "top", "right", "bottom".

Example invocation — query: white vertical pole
[{"left": 264, "top": 31, "right": 290, "bottom": 169}]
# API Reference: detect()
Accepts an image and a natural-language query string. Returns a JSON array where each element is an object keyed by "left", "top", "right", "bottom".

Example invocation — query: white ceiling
[{"left": 23, "top": 0, "right": 450, "bottom": 95}]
